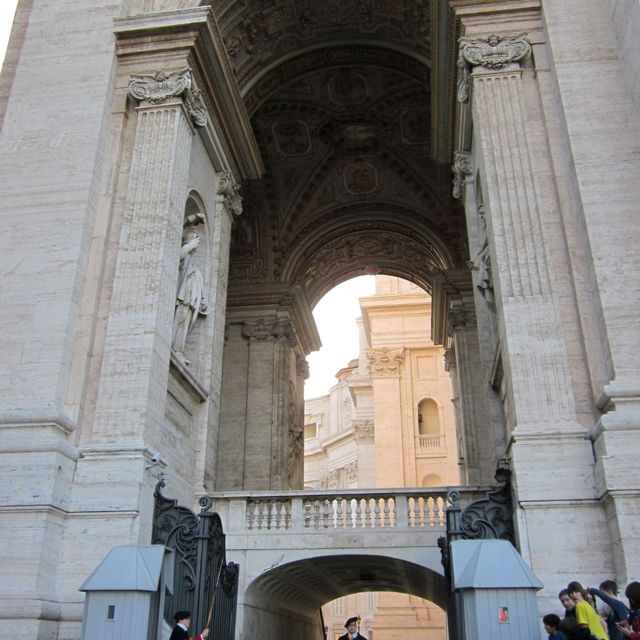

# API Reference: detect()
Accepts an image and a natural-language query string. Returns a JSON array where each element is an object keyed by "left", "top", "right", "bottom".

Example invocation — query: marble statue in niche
[{"left": 172, "top": 213, "right": 208, "bottom": 366}]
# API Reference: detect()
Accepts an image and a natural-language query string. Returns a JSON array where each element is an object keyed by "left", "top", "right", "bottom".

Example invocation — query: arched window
[{"left": 417, "top": 398, "right": 439, "bottom": 435}]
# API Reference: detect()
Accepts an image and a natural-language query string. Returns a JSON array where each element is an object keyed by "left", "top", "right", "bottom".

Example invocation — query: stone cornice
[{"left": 114, "top": 7, "right": 263, "bottom": 180}]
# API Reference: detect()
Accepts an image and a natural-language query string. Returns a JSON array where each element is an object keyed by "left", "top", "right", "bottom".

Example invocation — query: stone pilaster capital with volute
[
  {"left": 127, "top": 68, "right": 208, "bottom": 127},
  {"left": 457, "top": 33, "right": 531, "bottom": 103},
  {"left": 217, "top": 171, "right": 243, "bottom": 217}
]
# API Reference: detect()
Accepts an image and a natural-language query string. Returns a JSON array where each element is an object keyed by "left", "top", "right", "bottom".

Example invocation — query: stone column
[{"left": 368, "top": 348, "right": 406, "bottom": 487}]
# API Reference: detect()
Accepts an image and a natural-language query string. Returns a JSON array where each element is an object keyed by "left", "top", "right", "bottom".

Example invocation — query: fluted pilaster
[
  {"left": 92, "top": 97, "right": 193, "bottom": 442},
  {"left": 464, "top": 35, "right": 578, "bottom": 433}
]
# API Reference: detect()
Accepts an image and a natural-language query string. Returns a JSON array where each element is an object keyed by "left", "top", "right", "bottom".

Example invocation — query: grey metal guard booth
[
  {"left": 450, "top": 539, "right": 543, "bottom": 640},
  {"left": 79, "top": 544, "right": 174, "bottom": 640}
]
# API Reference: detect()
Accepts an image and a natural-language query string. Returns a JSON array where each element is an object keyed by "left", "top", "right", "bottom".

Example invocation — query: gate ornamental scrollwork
[{"left": 152, "top": 481, "right": 238, "bottom": 640}]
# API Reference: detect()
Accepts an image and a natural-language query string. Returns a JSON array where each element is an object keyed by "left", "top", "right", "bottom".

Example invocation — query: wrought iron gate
[{"left": 152, "top": 480, "right": 238, "bottom": 639}]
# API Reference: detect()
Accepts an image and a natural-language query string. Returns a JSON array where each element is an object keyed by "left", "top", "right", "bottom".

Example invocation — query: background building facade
[{"left": 305, "top": 276, "right": 459, "bottom": 640}]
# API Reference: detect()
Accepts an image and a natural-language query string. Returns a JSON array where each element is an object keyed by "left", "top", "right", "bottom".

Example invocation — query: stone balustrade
[{"left": 209, "top": 487, "right": 488, "bottom": 534}]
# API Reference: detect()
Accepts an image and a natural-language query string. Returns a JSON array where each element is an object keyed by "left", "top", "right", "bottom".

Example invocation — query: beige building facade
[
  {"left": 0, "top": 0, "right": 639, "bottom": 638},
  {"left": 305, "top": 275, "right": 459, "bottom": 640}
]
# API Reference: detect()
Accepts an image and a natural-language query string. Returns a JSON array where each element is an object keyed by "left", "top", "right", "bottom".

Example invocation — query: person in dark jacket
[
  {"left": 169, "top": 610, "right": 209, "bottom": 640},
  {"left": 338, "top": 616, "right": 367, "bottom": 640},
  {"left": 589, "top": 581, "right": 630, "bottom": 640}
]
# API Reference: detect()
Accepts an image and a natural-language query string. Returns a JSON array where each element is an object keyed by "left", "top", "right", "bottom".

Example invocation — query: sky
[
  {"left": 305, "top": 276, "right": 375, "bottom": 399},
  {"left": 0, "top": 0, "right": 18, "bottom": 72},
  {"left": 0, "top": 0, "right": 374, "bottom": 401}
]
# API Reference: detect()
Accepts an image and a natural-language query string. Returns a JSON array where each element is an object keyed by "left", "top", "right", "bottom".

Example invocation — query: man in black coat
[
  {"left": 338, "top": 616, "right": 367, "bottom": 640},
  {"left": 169, "top": 610, "right": 209, "bottom": 640}
]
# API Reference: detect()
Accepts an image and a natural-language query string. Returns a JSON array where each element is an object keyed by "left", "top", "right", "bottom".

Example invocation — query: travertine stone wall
[
  {"left": 0, "top": 2, "right": 124, "bottom": 637},
  {"left": 543, "top": 0, "right": 640, "bottom": 583}
]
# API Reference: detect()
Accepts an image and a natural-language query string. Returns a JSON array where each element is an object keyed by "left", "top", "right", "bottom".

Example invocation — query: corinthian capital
[
  {"left": 457, "top": 34, "right": 531, "bottom": 103},
  {"left": 127, "top": 68, "right": 209, "bottom": 127},
  {"left": 217, "top": 171, "right": 243, "bottom": 217}
]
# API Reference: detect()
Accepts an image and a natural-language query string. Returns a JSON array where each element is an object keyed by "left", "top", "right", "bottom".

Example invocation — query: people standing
[
  {"left": 543, "top": 613, "right": 567, "bottom": 639},
  {"left": 338, "top": 616, "right": 367, "bottom": 640},
  {"left": 616, "top": 582, "right": 640, "bottom": 639},
  {"left": 169, "top": 610, "right": 209, "bottom": 640},
  {"left": 589, "top": 581, "right": 630, "bottom": 640},
  {"left": 567, "top": 581, "right": 608, "bottom": 640},
  {"left": 559, "top": 589, "right": 577, "bottom": 619}
]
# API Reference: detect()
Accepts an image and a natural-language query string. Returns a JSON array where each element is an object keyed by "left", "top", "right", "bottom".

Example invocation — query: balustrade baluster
[
  {"left": 247, "top": 501, "right": 255, "bottom": 530},
  {"left": 372, "top": 498, "right": 381, "bottom": 528},
  {"left": 413, "top": 496, "right": 421, "bottom": 528},
  {"left": 313, "top": 499, "right": 321, "bottom": 529},
  {"left": 355, "top": 498, "right": 363, "bottom": 528},
  {"left": 346, "top": 498, "right": 354, "bottom": 528},
  {"left": 302, "top": 499, "right": 311, "bottom": 529},
  {"left": 271, "top": 501, "right": 279, "bottom": 529},
  {"left": 364, "top": 498, "right": 373, "bottom": 528},
  {"left": 383, "top": 497, "right": 391, "bottom": 527},
  {"left": 426, "top": 496, "right": 434, "bottom": 527},
  {"left": 431, "top": 497, "right": 439, "bottom": 528},
  {"left": 437, "top": 496, "right": 445, "bottom": 527},
  {"left": 323, "top": 499, "right": 330, "bottom": 529}
]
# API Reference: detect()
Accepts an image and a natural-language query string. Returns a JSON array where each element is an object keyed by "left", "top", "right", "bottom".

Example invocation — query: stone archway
[
  {"left": 215, "top": 2, "right": 471, "bottom": 493},
  {"left": 241, "top": 554, "right": 448, "bottom": 640}
]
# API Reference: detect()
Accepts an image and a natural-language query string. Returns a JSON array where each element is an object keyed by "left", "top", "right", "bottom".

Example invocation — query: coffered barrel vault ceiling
[{"left": 212, "top": 0, "right": 463, "bottom": 302}]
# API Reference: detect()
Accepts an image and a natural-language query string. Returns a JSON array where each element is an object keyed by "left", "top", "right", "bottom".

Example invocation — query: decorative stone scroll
[
  {"left": 452, "top": 151, "right": 472, "bottom": 199},
  {"left": 217, "top": 171, "right": 243, "bottom": 217},
  {"left": 128, "top": 68, "right": 209, "bottom": 127},
  {"left": 457, "top": 34, "right": 531, "bottom": 103}
]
